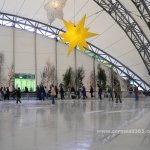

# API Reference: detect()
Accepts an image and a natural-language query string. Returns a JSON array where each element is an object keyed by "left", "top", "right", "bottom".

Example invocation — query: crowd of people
[
  {"left": 0, "top": 86, "right": 22, "bottom": 104},
  {"left": 35, "top": 84, "right": 89, "bottom": 103},
  {"left": 35, "top": 83, "right": 122, "bottom": 104},
  {"left": 0, "top": 83, "right": 140, "bottom": 104}
]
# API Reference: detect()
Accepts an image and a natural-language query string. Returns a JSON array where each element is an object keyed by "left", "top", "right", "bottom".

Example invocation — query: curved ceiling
[{"left": 0, "top": 0, "right": 150, "bottom": 85}]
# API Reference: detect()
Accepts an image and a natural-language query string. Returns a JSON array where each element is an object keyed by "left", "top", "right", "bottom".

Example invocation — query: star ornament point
[{"left": 58, "top": 15, "right": 98, "bottom": 56}]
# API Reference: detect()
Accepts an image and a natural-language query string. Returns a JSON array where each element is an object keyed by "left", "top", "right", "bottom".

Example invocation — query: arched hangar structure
[{"left": 0, "top": 0, "right": 150, "bottom": 91}]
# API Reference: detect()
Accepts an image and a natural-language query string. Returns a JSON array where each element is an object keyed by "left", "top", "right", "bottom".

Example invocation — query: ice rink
[{"left": 0, "top": 98, "right": 150, "bottom": 150}]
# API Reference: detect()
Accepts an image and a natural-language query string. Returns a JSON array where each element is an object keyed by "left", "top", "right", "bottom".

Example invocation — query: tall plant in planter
[
  {"left": 97, "top": 64, "right": 107, "bottom": 90},
  {"left": 41, "top": 60, "right": 55, "bottom": 87},
  {"left": 63, "top": 67, "right": 75, "bottom": 90},
  {"left": 90, "top": 71, "right": 95, "bottom": 86},
  {"left": 75, "top": 67, "right": 85, "bottom": 89},
  {"left": 7, "top": 64, "right": 15, "bottom": 89}
]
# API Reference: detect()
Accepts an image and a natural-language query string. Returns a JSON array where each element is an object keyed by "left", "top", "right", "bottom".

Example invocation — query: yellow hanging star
[{"left": 58, "top": 15, "right": 97, "bottom": 55}]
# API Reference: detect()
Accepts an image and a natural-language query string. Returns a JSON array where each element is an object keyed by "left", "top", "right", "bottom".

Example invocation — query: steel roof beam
[
  {"left": 131, "top": 0, "right": 150, "bottom": 29},
  {"left": 93, "top": 0, "right": 150, "bottom": 76}
]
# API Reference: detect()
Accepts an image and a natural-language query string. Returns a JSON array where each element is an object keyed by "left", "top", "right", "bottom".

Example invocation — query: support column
[
  {"left": 55, "top": 38, "right": 58, "bottom": 86},
  {"left": 13, "top": 28, "right": 15, "bottom": 71},
  {"left": 12, "top": 27, "right": 15, "bottom": 88},
  {"left": 34, "top": 32, "right": 38, "bottom": 87},
  {"left": 74, "top": 48, "right": 77, "bottom": 91},
  {"left": 93, "top": 57, "right": 96, "bottom": 97}
]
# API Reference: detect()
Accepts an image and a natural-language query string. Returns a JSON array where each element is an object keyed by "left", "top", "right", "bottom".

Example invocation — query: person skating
[
  {"left": 98, "top": 86, "right": 103, "bottom": 100},
  {"left": 51, "top": 85, "right": 56, "bottom": 104},
  {"left": 60, "top": 86, "right": 65, "bottom": 100},
  {"left": 82, "top": 86, "right": 87, "bottom": 100},
  {"left": 107, "top": 85, "right": 113, "bottom": 101},
  {"left": 71, "top": 86, "right": 76, "bottom": 99},
  {"left": 16, "top": 88, "right": 21, "bottom": 104},
  {"left": 114, "top": 82, "right": 122, "bottom": 103},
  {"left": 134, "top": 85, "right": 139, "bottom": 101},
  {"left": 6, "top": 87, "right": 10, "bottom": 100},
  {"left": 55, "top": 86, "right": 58, "bottom": 98},
  {"left": 90, "top": 86, "right": 94, "bottom": 98}
]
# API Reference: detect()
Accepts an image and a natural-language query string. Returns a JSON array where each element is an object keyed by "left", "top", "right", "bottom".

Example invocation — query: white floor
[{"left": 0, "top": 98, "right": 150, "bottom": 150}]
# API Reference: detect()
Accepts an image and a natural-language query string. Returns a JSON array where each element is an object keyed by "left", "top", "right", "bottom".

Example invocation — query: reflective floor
[{"left": 0, "top": 98, "right": 150, "bottom": 150}]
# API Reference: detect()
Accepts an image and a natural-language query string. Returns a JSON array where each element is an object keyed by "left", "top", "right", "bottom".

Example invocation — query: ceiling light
[{"left": 45, "top": 0, "right": 67, "bottom": 24}]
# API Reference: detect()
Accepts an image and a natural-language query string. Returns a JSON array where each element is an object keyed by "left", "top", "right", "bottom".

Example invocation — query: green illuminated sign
[{"left": 15, "top": 73, "right": 36, "bottom": 92}]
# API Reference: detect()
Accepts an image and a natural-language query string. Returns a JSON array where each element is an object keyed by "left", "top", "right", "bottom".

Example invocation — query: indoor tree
[
  {"left": 75, "top": 67, "right": 85, "bottom": 89},
  {"left": 113, "top": 70, "right": 119, "bottom": 86},
  {"left": 63, "top": 67, "right": 75, "bottom": 90},
  {"left": 41, "top": 59, "right": 55, "bottom": 87},
  {"left": 7, "top": 64, "right": 15, "bottom": 89},
  {"left": 97, "top": 64, "right": 107, "bottom": 90}
]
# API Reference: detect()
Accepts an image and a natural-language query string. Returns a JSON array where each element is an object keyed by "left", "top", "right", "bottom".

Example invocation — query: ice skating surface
[{"left": 0, "top": 98, "right": 150, "bottom": 150}]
